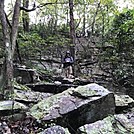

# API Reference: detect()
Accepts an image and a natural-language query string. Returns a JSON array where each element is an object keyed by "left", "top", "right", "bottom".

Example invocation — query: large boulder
[
  {"left": 30, "top": 83, "right": 115, "bottom": 131},
  {"left": 77, "top": 114, "right": 134, "bottom": 134}
]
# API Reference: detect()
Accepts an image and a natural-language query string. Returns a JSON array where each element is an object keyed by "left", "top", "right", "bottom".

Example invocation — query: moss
[
  {"left": 30, "top": 93, "right": 62, "bottom": 120},
  {"left": 14, "top": 81, "right": 31, "bottom": 91},
  {"left": 75, "top": 86, "right": 97, "bottom": 96}
]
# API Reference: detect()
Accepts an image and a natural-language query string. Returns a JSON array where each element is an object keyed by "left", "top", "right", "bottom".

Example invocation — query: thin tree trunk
[
  {"left": 101, "top": 7, "right": 105, "bottom": 46},
  {"left": 54, "top": 1, "right": 58, "bottom": 34},
  {"left": 11, "top": 0, "right": 21, "bottom": 56},
  {"left": 91, "top": 2, "right": 100, "bottom": 34},
  {"left": 69, "top": 0, "right": 75, "bottom": 56},
  {"left": 69, "top": 0, "right": 75, "bottom": 76},
  {"left": 22, "top": 0, "right": 29, "bottom": 32},
  {"left": 82, "top": 1, "right": 86, "bottom": 36}
]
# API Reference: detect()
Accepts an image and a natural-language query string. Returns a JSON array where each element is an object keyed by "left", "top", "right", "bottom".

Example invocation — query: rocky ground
[
  {"left": 0, "top": 79, "right": 134, "bottom": 134},
  {"left": 0, "top": 67, "right": 134, "bottom": 134}
]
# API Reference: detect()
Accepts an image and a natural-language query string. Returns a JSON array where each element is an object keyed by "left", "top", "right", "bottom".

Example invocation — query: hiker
[{"left": 62, "top": 51, "right": 74, "bottom": 78}]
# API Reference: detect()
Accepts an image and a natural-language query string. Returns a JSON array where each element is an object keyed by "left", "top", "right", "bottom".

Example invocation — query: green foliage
[
  {"left": 18, "top": 32, "right": 45, "bottom": 58},
  {"left": 18, "top": 23, "right": 70, "bottom": 60},
  {"left": 100, "top": 9, "right": 134, "bottom": 88}
]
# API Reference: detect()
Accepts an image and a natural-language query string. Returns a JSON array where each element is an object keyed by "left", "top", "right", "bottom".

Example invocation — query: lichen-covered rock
[
  {"left": 115, "top": 94, "right": 134, "bottom": 107},
  {"left": 38, "top": 125, "right": 70, "bottom": 134},
  {"left": 14, "top": 89, "right": 53, "bottom": 103},
  {"left": 30, "top": 83, "right": 115, "bottom": 129},
  {"left": 114, "top": 94, "right": 134, "bottom": 113},
  {"left": 77, "top": 114, "right": 134, "bottom": 134}
]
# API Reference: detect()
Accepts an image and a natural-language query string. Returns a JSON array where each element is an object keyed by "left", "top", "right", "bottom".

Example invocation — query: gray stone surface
[
  {"left": 30, "top": 83, "right": 115, "bottom": 130},
  {"left": 14, "top": 67, "right": 35, "bottom": 84},
  {"left": 38, "top": 125, "right": 70, "bottom": 134},
  {"left": 0, "top": 100, "right": 28, "bottom": 111},
  {"left": 114, "top": 94, "right": 134, "bottom": 113},
  {"left": 77, "top": 114, "right": 134, "bottom": 134},
  {"left": 0, "top": 100, "right": 28, "bottom": 116},
  {"left": 14, "top": 89, "right": 53, "bottom": 103},
  {"left": 115, "top": 94, "right": 134, "bottom": 107}
]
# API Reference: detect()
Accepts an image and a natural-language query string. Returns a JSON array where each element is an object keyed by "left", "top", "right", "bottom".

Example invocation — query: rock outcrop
[
  {"left": 77, "top": 114, "right": 134, "bottom": 134},
  {"left": 27, "top": 83, "right": 77, "bottom": 93},
  {"left": 30, "top": 83, "right": 115, "bottom": 131}
]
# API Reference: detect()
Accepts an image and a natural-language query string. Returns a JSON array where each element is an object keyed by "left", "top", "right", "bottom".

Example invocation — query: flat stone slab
[
  {"left": 78, "top": 114, "right": 134, "bottom": 134},
  {"left": 0, "top": 100, "right": 28, "bottom": 111},
  {"left": 30, "top": 83, "right": 115, "bottom": 130},
  {"left": 14, "top": 89, "right": 53, "bottom": 103},
  {"left": 26, "top": 83, "right": 77, "bottom": 94},
  {"left": 0, "top": 100, "right": 28, "bottom": 116}
]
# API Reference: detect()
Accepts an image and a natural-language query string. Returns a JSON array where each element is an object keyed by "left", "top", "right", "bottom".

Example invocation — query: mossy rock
[{"left": 78, "top": 114, "right": 134, "bottom": 134}]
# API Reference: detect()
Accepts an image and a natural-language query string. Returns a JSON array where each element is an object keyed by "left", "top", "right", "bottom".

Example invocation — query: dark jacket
[{"left": 63, "top": 55, "right": 74, "bottom": 68}]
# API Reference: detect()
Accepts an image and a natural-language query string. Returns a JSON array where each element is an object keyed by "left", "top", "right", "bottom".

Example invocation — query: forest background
[{"left": 0, "top": 0, "right": 134, "bottom": 98}]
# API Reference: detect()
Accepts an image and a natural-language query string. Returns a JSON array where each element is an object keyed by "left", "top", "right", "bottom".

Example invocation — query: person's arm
[
  {"left": 70, "top": 57, "right": 74, "bottom": 63},
  {"left": 61, "top": 57, "right": 65, "bottom": 68},
  {"left": 62, "top": 57, "right": 65, "bottom": 64}
]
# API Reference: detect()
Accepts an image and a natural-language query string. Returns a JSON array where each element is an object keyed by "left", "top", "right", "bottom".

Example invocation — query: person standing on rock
[{"left": 62, "top": 51, "right": 74, "bottom": 78}]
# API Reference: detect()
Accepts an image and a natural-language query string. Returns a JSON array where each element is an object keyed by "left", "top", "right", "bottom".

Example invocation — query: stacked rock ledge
[{"left": 30, "top": 83, "right": 115, "bottom": 132}]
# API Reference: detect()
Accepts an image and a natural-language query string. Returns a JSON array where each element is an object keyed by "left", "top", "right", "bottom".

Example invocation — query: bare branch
[
  {"left": 20, "top": 2, "right": 56, "bottom": 12},
  {"left": 4, "top": 12, "right": 12, "bottom": 28},
  {"left": 20, "top": 2, "right": 36, "bottom": 12}
]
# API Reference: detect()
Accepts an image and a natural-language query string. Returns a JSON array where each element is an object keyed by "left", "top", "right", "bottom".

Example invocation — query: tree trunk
[
  {"left": 69, "top": 0, "right": 75, "bottom": 57},
  {"left": 0, "top": 0, "right": 21, "bottom": 94},
  {"left": 22, "top": 0, "right": 29, "bottom": 32},
  {"left": 11, "top": 0, "right": 21, "bottom": 56},
  {"left": 91, "top": 2, "right": 100, "bottom": 35},
  {"left": 82, "top": 1, "right": 86, "bottom": 36},
  {"left": 0, "top": 0, "right": 13, "bottom": 92},
  {"left": 69, "top": 0, "right": 75, "bottom": 76}
]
